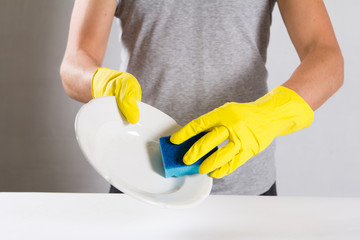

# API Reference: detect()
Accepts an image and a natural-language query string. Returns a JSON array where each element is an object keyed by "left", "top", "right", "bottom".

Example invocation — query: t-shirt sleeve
[{"left": 114, "top": 0, "right": 120, "bottom": 17}]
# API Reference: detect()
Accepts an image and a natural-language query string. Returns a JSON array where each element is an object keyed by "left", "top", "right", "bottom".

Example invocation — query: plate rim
[{"left": 75, "top": 96, "right": 212, "bottom": 208}]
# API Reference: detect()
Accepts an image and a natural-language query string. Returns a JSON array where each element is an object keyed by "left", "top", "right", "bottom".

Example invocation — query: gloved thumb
[
  {"left": 118, "top": 95, "right": 141, "bottom": 124},
  {"left": 116, "top": 76, "right": 142, "bottom": 124}
]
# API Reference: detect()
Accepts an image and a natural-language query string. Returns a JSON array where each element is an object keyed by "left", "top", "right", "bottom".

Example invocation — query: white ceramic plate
[{"left": 75, "top": 96, "right": 212, "bottom": 208}]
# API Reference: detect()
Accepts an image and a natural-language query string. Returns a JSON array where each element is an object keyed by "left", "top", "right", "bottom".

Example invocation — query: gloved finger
[
  {"left": 183, "top": 126, "right": 229, "bottom": 165},
  {"left": 210, "top": 148, "right": 254, "bottom": 178},
  {"left": 170, "top": 111, "right": 219, "bottom": 145},
  {"left": 198, "top": 141, "right": 240, "bottom": 174}
]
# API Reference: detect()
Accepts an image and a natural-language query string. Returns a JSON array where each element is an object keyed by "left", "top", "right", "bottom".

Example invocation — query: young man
[{"left": 60, "top": 0, "right": 343, "bottom": 195}]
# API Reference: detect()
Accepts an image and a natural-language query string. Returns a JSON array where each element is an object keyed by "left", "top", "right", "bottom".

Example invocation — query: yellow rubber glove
[
  {"left": 170, "top": 86, "right": 314, "bottom": 178},
  {"left": 91, "top": 67, "right": 142, "bottom": 124}
]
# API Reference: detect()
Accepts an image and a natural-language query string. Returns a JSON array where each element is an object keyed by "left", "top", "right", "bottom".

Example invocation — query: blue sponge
[{"left": 159, "top": 132, "right": 218, "bottom": 178}]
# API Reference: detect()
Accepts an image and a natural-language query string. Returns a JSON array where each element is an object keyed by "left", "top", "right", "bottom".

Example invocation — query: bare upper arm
[
  {"left": 64, "top": 0, "right": 118, "bottom": 65},
  {"left": 277, "top": 0, "right": 340, "bottom": 60}
]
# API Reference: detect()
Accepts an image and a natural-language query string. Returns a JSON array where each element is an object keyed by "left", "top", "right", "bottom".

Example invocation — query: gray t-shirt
[{"left": 114, "top": 0, "right": 277, "bottom": 195}]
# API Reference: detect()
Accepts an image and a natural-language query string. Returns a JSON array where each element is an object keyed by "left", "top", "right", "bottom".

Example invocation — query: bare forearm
[
  {"left": 60, "top": 49, "right": 100, "bottom": 103},
  {"left": 282, "top": 44, "right": 344, "bottom": 111}
]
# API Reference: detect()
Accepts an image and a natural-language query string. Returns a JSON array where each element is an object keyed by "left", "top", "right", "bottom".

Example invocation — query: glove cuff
[
  {"left": 91, "top": 67, "right": 121, "bottom": 98},
  {"left": 255, "top": 86, "right": 314, "bottom": 136}
]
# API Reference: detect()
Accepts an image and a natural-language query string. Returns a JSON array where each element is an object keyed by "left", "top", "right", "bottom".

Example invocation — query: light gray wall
[
  {"left": 0, "top": 0, "right": 359, "bottom": 196},
  {"left": 0, "top": 0, "right": 111, "bottom": 192}
]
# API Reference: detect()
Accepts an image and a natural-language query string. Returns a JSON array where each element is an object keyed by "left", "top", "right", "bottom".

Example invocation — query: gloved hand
[
  {"left": 170, "top": 86, "right": 314, "bottom": 178},
  {"left": 91, "top": 67, "right": 142, "bottom": 124}
]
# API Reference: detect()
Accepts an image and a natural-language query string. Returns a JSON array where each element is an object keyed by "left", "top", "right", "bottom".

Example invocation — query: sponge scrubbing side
[{"left": 159, "top": 132, "right": 218, "bottom": 178}]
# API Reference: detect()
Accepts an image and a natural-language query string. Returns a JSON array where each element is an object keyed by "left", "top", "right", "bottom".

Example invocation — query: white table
[{"left": 0, "top": 193, "right": 359, "bottom": 240}]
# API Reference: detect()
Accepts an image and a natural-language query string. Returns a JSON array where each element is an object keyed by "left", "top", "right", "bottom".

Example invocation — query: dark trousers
[{"left": 109, "top": 182, "right": 277, "bottom": 196}]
